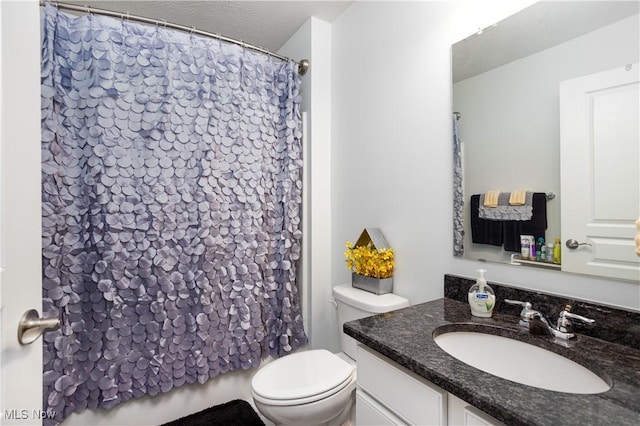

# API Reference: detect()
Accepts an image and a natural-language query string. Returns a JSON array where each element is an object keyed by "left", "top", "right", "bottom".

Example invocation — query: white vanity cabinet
[
  {"left": 356, "top": 345, "right": 505, "bottom": 426},
  {"left": 447, "top": 393, "right": 507, "bottom": 426}
]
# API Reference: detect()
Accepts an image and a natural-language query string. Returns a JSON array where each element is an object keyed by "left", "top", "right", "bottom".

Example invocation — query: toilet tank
[{"left": 332, "top": 283, "right": 410, "bottom": 360}]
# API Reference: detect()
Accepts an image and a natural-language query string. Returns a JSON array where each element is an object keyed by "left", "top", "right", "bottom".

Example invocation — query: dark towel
[
  {"left": 161, "top": 399, "right": 265, "bottom": 426},
  {"left": 503, "top": 192, "right": 548, "bottom": 252},
  {"left": 470, "top": 194, "right": 503, "bottom": 246}
]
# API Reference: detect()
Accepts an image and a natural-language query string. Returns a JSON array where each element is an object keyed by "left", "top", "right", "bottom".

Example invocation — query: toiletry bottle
[
  {"left": 546, "top": 243, "right": 554, "bottom": 262},
  {"left": 529, "top": 239, "right": 536, "bottom": 260},
  {"left": 553, "top": 238, "right": 562, "bottom": 264},
  {"left": 538, "top": 238, "right": 546, "bottom": 261},
  {"left": 468, "top": 269, "right": 495, "bottom": 318}
]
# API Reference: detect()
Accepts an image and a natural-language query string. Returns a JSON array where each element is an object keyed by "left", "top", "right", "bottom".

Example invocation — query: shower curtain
[
  {"left": 453, "top": 114, "right": 464, "bottom": 256},
  {"left": 40, "top": 4, "right": 307, "bottom": 423}
]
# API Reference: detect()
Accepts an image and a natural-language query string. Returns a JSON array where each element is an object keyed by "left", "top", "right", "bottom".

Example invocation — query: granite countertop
[{"left": 344, "top": 298, "right": 640, "bottom": 426}]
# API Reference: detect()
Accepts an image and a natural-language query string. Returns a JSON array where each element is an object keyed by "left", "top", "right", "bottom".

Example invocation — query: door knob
[
  {"left": 565, "top": 239, "right": 592, "bottom": 250},
  {"left": 17, "top": 309, "right": 60, "bottom": 345}
]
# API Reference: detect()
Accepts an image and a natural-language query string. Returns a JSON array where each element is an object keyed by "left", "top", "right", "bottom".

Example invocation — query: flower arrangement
[{"left": 344, "top": 241, "right": 395, "bottom": 279}]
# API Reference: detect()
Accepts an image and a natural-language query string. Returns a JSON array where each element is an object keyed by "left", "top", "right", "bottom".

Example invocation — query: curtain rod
[{"left": 40, "top": 0, "right": 310, "bottom": 76}]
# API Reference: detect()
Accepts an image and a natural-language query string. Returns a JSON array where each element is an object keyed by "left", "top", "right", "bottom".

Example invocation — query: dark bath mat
[{"left": 161, "top": 399, "right": 265, "bottom": 426}]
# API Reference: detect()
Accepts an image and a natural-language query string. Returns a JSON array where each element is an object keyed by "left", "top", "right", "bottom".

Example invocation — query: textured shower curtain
[
  {"left": 453, "top": 114, "right": 464, "bottom": 256},
  {"left": 40, "top": 4, "right": 307, "bottom": 423}
]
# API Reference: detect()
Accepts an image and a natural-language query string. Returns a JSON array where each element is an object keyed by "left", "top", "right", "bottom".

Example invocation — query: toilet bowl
[
  {"left": 250, "top": 349, "right": 356, "bottom": 425},
  {"left": 251, "top": 284, "right": 409, "bottom": 425}
]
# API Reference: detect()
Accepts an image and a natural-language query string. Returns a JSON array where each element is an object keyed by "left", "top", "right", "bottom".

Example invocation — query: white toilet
[{"left": 250, "top": 283, "right": 410, "bottom": 425}]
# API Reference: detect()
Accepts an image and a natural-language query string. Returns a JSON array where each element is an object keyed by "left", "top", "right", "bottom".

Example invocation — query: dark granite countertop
[{"left": 344, "top": 298, "right": 640, "bottom": 426}]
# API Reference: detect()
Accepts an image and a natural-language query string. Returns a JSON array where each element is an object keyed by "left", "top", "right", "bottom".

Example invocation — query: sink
[{"left": 433, "top": 329, "right": 611, "bottom": 394}]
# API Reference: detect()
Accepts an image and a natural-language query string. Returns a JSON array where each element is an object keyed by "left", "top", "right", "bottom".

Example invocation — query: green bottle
[{"left": 537, "top": 238, "right": 546, "bottom": 261}]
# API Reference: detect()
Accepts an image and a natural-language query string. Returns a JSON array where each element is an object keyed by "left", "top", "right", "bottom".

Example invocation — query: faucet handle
[
  {"left": 560, "top": 311, "right": 595, "bottom": 323},
  {"left": 504, "top": 299, "right": 532, "bottom": 309},
  {"left": 556, "top": 305, "right": 595, "bottom": 333},
  {"left": 504, "top": 299, "right": 536, "bottom": 323}
]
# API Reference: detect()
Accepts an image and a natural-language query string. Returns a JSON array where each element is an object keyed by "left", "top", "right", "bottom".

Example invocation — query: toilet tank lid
[{"left": 332, "top": 283, "right": 410, "bottom": 313}]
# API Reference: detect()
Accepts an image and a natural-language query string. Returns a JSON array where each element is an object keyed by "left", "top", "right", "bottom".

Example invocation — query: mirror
[{"left": 452, "top": 1, "right": 639, "bottom": 276}]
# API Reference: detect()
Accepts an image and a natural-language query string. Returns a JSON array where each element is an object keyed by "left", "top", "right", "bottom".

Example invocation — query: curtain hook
[
  {"left": 155, "top": 19, "right": 167, "bottom": 36},
  {"left": 121, "top": 11, "right": 129, "bottom": 33},
  {"left": 85, "top": 5, "right": 93, "bottom": 24},
  {"left": 240, "top": 40, "right": 248, "bottom": 58}
]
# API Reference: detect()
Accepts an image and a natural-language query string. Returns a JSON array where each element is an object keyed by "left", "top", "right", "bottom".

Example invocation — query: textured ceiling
[
  {"left": 453, "top": 1, "right": 640, "bottom": 82},
  {"left": 64, "top": 0, "right": 353, "bottom": 52}
]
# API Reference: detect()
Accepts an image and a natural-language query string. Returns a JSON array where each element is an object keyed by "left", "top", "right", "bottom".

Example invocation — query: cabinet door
[
  {"left": 357, "top": 345, "right": 447, "bottom": 425},
  {"left": 465, "top": 406, "right": 506, "bottom": 426},
  {"left": 356, "top": 390, "right": 407, "bottom": 426},
  {"left": 448, "top": 393, "right": 506, "bottom": 426}
]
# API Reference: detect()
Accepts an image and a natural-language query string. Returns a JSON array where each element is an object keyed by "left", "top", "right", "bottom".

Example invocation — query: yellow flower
[{"left": 344, "top": 241, "right": 394, "bottom": 279}]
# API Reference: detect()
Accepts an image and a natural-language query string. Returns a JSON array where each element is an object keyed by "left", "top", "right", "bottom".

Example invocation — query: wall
[
  {"left": 456, "top": 14, "right": 639, "bottom": 265},
  {"left": 330, "top": 0, "right": 638, "bottom": 355},
  {"left": 331, "top": 0, "right": 535, "bottom": 308},
  {"left": 280, "top": 18, "right": 335, "bottom": 352}
]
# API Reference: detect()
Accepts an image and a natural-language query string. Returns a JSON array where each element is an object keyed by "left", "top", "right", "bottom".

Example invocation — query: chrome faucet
[{"left": 504, "top": 300, "right": 595, "bottom": 340}]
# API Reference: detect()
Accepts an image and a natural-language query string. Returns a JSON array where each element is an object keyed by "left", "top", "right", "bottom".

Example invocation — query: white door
[
  {"left": 0, "top": 1, "right": 46, "bottom": 424},
  {"left": 560, "top": 64, "right": 640, "bottom": 281}
]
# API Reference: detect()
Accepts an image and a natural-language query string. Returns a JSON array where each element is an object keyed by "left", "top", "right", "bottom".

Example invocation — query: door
[
  {"left": 1, "top": 1, "right": 46, "bottom": 424},
  {"left": 560, "top": 64, "right": 640, "bottom": 281}
]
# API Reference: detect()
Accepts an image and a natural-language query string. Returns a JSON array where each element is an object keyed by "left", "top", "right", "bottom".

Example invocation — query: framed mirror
[{"left": 452, "top": 1, "right": 639, "bottom": 279}]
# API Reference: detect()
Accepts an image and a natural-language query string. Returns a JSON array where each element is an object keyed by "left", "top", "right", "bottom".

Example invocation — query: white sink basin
[{"left": 434, "top": 330, "right": 611, "bottom": 394}]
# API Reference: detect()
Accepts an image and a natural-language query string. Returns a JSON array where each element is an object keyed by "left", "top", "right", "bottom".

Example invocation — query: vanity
[
  {"left": 344, "top": 275, "right": 640, "bottom": 426},
  {"left": 355, "top": 343, "right": 503, "bottom": 426}
]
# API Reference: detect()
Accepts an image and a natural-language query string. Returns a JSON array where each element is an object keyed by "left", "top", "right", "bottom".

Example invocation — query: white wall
[
  {"left": 457, "top": 14, "right": 639, "bottom": 265},
  {"left": 330, "top": 0, "right": 639, "bottom": 361},
  {"left": 331, "top": 0, "right": 535, "bottom": 309},
  {"left": 280, "top": 18, "right": 336, "bottom": 352},
  {"left": 332, "top": 0, "right": 452, "bottom": 311}
]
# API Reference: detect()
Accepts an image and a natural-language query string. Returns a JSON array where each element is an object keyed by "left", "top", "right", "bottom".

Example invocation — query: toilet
[{"left": 251, "top": 283, "right": 410, "bottom": 425}]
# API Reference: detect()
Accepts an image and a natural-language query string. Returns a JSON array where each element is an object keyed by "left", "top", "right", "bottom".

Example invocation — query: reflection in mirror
[{"left": 452, "top": 1, "right": 639, "bottom": 279}]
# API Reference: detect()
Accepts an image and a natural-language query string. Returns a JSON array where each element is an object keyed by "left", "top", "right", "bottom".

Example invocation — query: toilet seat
[{"left": 251, "top": 349, "right": 356, "bottom": 406}]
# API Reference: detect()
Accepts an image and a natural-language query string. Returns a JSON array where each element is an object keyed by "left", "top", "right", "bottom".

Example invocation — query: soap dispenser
[{"left": 468, "top": 269, "right": 495, "bottom": 318}]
